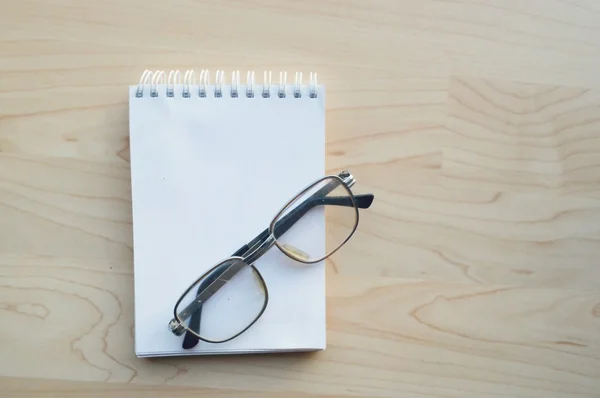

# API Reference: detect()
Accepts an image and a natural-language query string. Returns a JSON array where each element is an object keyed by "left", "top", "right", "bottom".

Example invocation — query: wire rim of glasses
[
  {"left": 269, "top": 175, "right": 360, "bottom": 264},
  {"left": 172, "top": 257, "right": 269, "bottom": 343}
]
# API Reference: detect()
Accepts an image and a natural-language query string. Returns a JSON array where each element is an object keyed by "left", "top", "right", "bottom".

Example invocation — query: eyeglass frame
[{"left": 168, "top": 170, "right": 374, "bottom": 348}]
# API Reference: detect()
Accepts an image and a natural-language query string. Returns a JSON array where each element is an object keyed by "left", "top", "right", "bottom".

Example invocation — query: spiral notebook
[{"left": 129, "top": 70, "right": 326, "bottom": 357}]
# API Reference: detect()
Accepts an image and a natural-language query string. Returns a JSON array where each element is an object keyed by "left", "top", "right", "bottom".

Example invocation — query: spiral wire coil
[{"left": 136, "top": 70, "right": 319, "bottom": 99}]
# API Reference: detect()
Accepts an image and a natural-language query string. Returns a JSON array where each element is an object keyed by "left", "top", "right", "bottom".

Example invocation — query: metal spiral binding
[
  {"left": 278, "top": 71, "right": 287, "bottom": 98},
  {"left": 246, "top": 71, "right": 255, "bottom": 98},
  {"left": 167, "top": 70, "right": 181, "bottom": 98},
  {"left": 231, "top": 71, "right": 240, "bottom": 98},
  {"left": 262, "top": 71, "right": 272, "bottom": 98},
  {"left": 135, "top": 70, "right": 319, "bottom": 99}
]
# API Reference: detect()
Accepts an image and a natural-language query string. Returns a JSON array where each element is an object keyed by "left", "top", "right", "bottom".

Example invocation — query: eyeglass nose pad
[
  {"left": 280, "top": 243, "right": 310, "bottom": 261},
  {"left": 168, "top": 318, "right": 185, "bottom": 336}
]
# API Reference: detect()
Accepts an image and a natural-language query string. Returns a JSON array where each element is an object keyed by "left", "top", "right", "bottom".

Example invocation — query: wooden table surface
[{"left": 2, "top": 1, "right": 600, "bottom": 397}]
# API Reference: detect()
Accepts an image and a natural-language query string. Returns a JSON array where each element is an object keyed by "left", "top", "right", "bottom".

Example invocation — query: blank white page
[{"left": 129, "top": 76, "right": 326, "bottom": 357}]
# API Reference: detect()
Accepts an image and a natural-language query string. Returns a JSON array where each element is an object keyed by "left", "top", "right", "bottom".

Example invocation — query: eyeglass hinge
[
  {"left": 339, "top": 170, "right": 356, "bottom": 188},
  {"left": 168, "top": 318, "right": 186, "bottom": 336}
]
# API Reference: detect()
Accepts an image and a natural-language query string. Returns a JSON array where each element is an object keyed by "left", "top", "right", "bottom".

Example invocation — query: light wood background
[{"left": 1, "top": 1, "right": 600, "bottom": 397}]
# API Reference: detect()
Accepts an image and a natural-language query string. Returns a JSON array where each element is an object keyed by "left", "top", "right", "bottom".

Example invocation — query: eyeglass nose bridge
[{"left": 241, "top": 234, "right": 276, "bottom": 265}]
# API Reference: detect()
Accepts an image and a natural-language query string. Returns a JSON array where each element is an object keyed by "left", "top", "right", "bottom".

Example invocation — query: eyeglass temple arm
[
  {"left": 272, "top": 194, "right": 373, "bottom": 238},
  {"left": 226, "top": 194, "right": 375, "bottom": 261},
  {"left": 224, "top": 194, "right": 374, "bottom": 262},
  {"left": 267, "top": 171, "right": 369, "bottom": 242},
  {"left": 181, "top": 193, "right": 374, "bottom": 349}
]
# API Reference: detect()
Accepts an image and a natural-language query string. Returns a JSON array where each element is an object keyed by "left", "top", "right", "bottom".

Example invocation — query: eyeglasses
[{"left": 168, "top": 170, "right": 374, "bottom": 348}]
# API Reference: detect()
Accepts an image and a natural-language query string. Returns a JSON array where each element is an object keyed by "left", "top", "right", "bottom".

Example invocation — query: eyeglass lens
[
  {"left": 271, "top": 176, "right": 358, "bottom": 262},
  {"left": 174, "top": 258, "right": 267, "bottom": 342}
]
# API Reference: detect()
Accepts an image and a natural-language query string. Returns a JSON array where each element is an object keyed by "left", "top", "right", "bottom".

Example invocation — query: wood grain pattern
[
  {"left": 1, "top": 0, "right": 600, "bottom": 397},
  {"left": 442, "top": 77, "right": 600, "bottom": 198},
  {"left": 1, "top": 377, "right": 357, "bottom": 398},
  {"left": 2, "top": 254, "right": 599, "bottom": 397}
]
